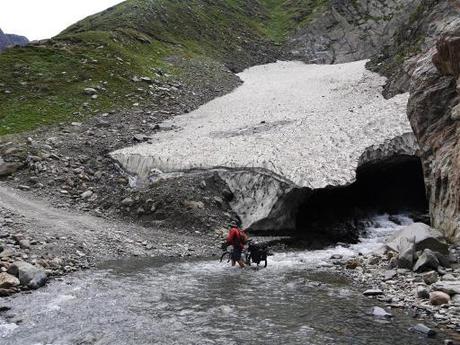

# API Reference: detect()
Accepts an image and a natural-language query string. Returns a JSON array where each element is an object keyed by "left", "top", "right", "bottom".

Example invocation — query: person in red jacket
[{"left": 226, "top": 222, "right": 248, "bottom": 268}]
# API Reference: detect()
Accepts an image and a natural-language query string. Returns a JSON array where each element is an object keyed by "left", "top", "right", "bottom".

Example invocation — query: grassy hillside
[{"left": 0, "top": 0, "right": 328, "bottom": 135}]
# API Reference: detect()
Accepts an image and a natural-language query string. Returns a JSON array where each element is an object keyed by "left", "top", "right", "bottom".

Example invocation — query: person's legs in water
[
  {"left": 237, "top": 259, "right": 246, "bottom": 269},
  {"left": 231, "top": 247, "right": 245, "bottom": 268}
]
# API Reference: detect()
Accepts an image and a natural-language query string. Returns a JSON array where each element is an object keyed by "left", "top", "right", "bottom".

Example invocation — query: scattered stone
[
  {"left": 133, "top": 134, "right": 149, "bottom": 142},
  {"left": 18, "top": 239, "right": 31, "bottom": 249},
  {"left": 363, "top": 289, "right": 384, "bottom": 296},
  {"left": 81, "top": 190, "right": 93, "bottom": 199},
  {"left": 413, "top": 249, "right": 440, "bottom": 272},
  {"left": 330, "top": 254, "right": 343, "bottom": 260},
  {"left": 451, "top": 294, "right": 460, "bottom": 305},
  {"left": 84, "top": 88, "right": 97, "bottom": 96},
  {"left": 345, "top": 259, "right": 359, "bottom": 269},
  {"left": 7, "top": 261, "right": 47, "bottom": 289},
  {"left": 411, "top": 323, "right": 436, "bottom": 337},
  {"left": 416, "top": 286, "right": 430, "bottom": 299},
  {"left": 0, "top": 273, "right": 20, "bottom": 289},
  {"left": 422, "top": 271, "right": 439, "bottom": 285},
  {"left": 432, "top": 281, "right": 460, "bottom": 295},
  {"left": 121, "top": 197, "right": 134, "bottom": 207},
  {"left": 0, "top": 160, "right": 22, "bottom": 177},
  {"left": 442, "top": 274, "right": 456, "bottom": 281},
  {"left": 430, "top": 291, "right": 451, "bottom": 306},
  {"left": 368, "top": 306, "right": 392, "bottom": 318},
  {"left": 140, "top": 77, "right": 153, "bottom": 84},
  {"left": 183, "top": 200, "right": 205, "bottom": 210},
  {"left": 384, "top": 270, "right": 397, "bottom": 281}
]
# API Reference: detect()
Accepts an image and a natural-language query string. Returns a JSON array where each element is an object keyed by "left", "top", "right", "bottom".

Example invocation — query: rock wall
[
  {"left": 408, "top": 35, "right": 460, "bottom": 241},
  {"left": 367, "top": 0, "right": 460, "bottom": 98},
  {"left": 285, "top": 0, "right": 420, "bottom": 63}
]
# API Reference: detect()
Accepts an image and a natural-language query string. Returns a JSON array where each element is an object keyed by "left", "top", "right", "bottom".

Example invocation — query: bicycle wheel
[{"left": 220, "top": 251, "right": 231, "bottom": 263}]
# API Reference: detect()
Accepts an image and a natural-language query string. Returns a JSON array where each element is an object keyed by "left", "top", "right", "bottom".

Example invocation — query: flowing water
[{"left": 0, "top": 215, "right": 447, "bottom": 345}]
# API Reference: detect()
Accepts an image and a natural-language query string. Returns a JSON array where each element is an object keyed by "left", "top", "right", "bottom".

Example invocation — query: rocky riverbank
[
  {"left": 0, "top": 184, "right": 229, "bottom": 297},
  {"left": 326, "top": 222, "right": 460, "bottom": 341}
]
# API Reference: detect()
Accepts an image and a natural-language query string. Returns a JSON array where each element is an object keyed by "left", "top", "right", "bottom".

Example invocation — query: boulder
[
  {"left": 413, "top": 249, "right": 440, "bottom": 272},
  {"left": 0, "top": 273, "right": 19, "bottom": 289},
  {"left": 432, "top": 281, "right": 460, "bottom": 296},
  {"left": 386, "top": 223, "right": 449, "bottom": 255},
  {"left": 7, "top": 261, "right": 47, "bottom": 289},
  {"left": 430, "top": 291, "right": 451, "bottom": 306}
]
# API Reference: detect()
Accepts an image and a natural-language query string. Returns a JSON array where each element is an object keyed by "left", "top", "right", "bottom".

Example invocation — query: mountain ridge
[{"left": 0, "top": 28, "right": 29, "bottom": 52}]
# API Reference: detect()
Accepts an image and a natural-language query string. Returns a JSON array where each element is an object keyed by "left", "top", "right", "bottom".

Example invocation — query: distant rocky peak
[{"left": 0, "top": 27, "right": 29, "bottom": 52}]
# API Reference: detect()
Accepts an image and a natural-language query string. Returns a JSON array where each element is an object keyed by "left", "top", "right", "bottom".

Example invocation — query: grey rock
[
  {"left": 7, "top": 261, "right": 47, "bottom": 289},
  {"left": 330, "top": 254, "right": 343, "bottom": 260},
  {"left": 363, "top": 289, "right": 384, "bottom": 296},
  {"left": 0, "top": 159, "right": 22, "bottom": 177},
  {"left": 84, "top": 88, "right": 97, "bottom": 95},
  {"left": 368, "top": 306, "right": 392, "bottom": 318},
  {"left": 80, "top": 190, "right": 93, "bottom": 199},
  {"left": 396, "top": 237, "right": 415, "bottom": 269},
  {"left": 411, "top": 323, "right": 436, "bottom": 337},
  {"left": 442, "top": 273, "right": 456, "bottom": 281},
  {"left": 383, "top": 270, "right": 397, "bottom": 281},
  {"left": 416, "top": 286, "right": 430, "bottom": 299},
  {"left": 413, "top": 249, "right": 440, "bottom": 272},
  {"left": 18, "top": 239, "right": 31, "bottom": 249},
  {"left": 140, "top": 77, "right": 153, "bottom": 84},
  {"left": 422, "top": 271, "right": 439, "bottom": 285},
  {"left": 133, "top": 134, "right": 149, "bottom": 142},
  {"left": 386, "top": 223, "right": 448, "bottom": 255},
  {"left": 451, "top": 294, "right": 460, "bottom": 305},
  {"left": 121, "top": 197, "right": 134, "bottom": 207},
  {"left": 0, "top": 273, "right": 19, "bottom": 289},
  {"left": 434, "top": 251, "right": 451, "bottom": 268},
  {"left": 432, "top": 281, "right": 460, "bottom": 296}
]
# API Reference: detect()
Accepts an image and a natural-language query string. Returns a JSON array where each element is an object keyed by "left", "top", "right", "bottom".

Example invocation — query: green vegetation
[
  {"left": 0, "top": 0, "right": 329, "bottom": 135},
  {"left": 260, "top": 0, "right": 328, "bottom": 43}
]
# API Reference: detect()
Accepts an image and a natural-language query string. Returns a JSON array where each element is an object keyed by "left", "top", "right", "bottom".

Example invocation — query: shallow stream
[{"left": 0, "top": 215, "right": 448, "bottom": 344}]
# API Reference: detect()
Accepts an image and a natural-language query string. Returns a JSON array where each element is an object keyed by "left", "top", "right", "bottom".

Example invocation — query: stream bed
[{"left": 0, "top": 215, "right": 448, "bottom": 344}]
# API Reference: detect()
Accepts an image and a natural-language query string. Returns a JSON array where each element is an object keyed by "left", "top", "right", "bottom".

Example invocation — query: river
[{"left": 0, "top": 215, "right": 447, "bottom": 344}]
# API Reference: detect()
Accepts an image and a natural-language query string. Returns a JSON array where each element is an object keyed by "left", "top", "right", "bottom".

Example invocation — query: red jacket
[{"left": 227, "top": 227, "right": 247, "bottom": 250}]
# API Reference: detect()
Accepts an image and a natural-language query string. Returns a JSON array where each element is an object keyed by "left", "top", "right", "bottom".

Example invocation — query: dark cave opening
[{"left": 294, "top": 155, "right": 429, "bottom": 245}]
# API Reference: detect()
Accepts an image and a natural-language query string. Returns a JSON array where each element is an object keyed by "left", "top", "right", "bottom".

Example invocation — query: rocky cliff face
[
  {"left": 0, "top": 29, "right": 9, "bottom": 52},
  {"left": 368, "top": 0, "right": 460, "bottom": 98},
  {"left": 285, "top": 0, "right": 421, "bottom": 63},
  {"left": 408, "top": 34, "right": 460, "bottom": 241},
  {"left": 0, "top": 28, "right": 28, "bottom": 52}
]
